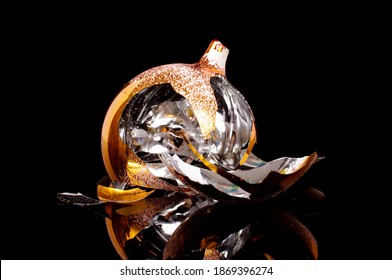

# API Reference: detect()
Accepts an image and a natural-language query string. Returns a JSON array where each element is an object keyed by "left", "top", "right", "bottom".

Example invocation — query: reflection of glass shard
[
  {"left": 121, "top": 195, "right": 215, "bottom": 260},
  {"left": 217, "top": 225, "right": 252, "bottom": 259},
  {"left": 161, "top": 199, "right": 320, "bottom": 260}
]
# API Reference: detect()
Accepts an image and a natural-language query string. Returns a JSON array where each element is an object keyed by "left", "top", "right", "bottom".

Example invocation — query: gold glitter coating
[
  {"left": 126, "top": 63, "right": 219, "bottom": 140},
  {"left": 126, "top": 160, "right": 188, "bottom": 193},
  {"left": 120, "top": 39, "right": 229, "bottom": 140}
]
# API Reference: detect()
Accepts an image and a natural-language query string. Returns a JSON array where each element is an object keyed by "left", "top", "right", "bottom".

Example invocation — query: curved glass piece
[{"left": 207, "top": 75, "right": 254, "bottom": 170}]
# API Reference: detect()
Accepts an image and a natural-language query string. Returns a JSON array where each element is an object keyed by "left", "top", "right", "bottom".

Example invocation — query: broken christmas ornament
[{"left": 58, "top": 39, "right": 325, "bottom": 260}]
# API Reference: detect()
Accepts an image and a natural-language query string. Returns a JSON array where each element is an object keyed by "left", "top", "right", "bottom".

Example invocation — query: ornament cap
[{"left": 199, "top": 39, "right": 229, "bottom": 75}]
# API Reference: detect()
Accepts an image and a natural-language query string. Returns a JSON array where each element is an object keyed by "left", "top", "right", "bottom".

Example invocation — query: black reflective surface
[{"left": 3, "top": 25, "right": 390, "bottom": 260}]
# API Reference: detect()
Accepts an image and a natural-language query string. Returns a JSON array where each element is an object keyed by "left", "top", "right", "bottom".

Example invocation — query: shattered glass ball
[
  {"left": 58, "top": 39, "right": 324, "bottom": 260},
  {"left": 100, "top": 39, "right": 319, "bottom": 202}
]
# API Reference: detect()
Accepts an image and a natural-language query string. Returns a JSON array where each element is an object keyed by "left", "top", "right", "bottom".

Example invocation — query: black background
[{"left": 2, "top": 4, "right": 389, "bottom": 260}]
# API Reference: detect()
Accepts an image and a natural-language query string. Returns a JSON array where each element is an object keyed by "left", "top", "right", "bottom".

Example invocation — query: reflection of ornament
[
  {"left": 101, "top": 186, "right": 324, "bottom": 260},
  {"left": 57, "top": 39, "right": 324, "bottom": 260}
]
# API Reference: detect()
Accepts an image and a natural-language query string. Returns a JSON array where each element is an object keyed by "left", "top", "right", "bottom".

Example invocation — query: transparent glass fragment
[{"left": 207, "top": 76, "right": 254, "bottom": 170}]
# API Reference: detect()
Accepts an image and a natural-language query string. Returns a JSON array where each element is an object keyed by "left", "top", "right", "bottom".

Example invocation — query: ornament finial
[{"left": 199, "top": 39, "right": 229, "bottom": 75}]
